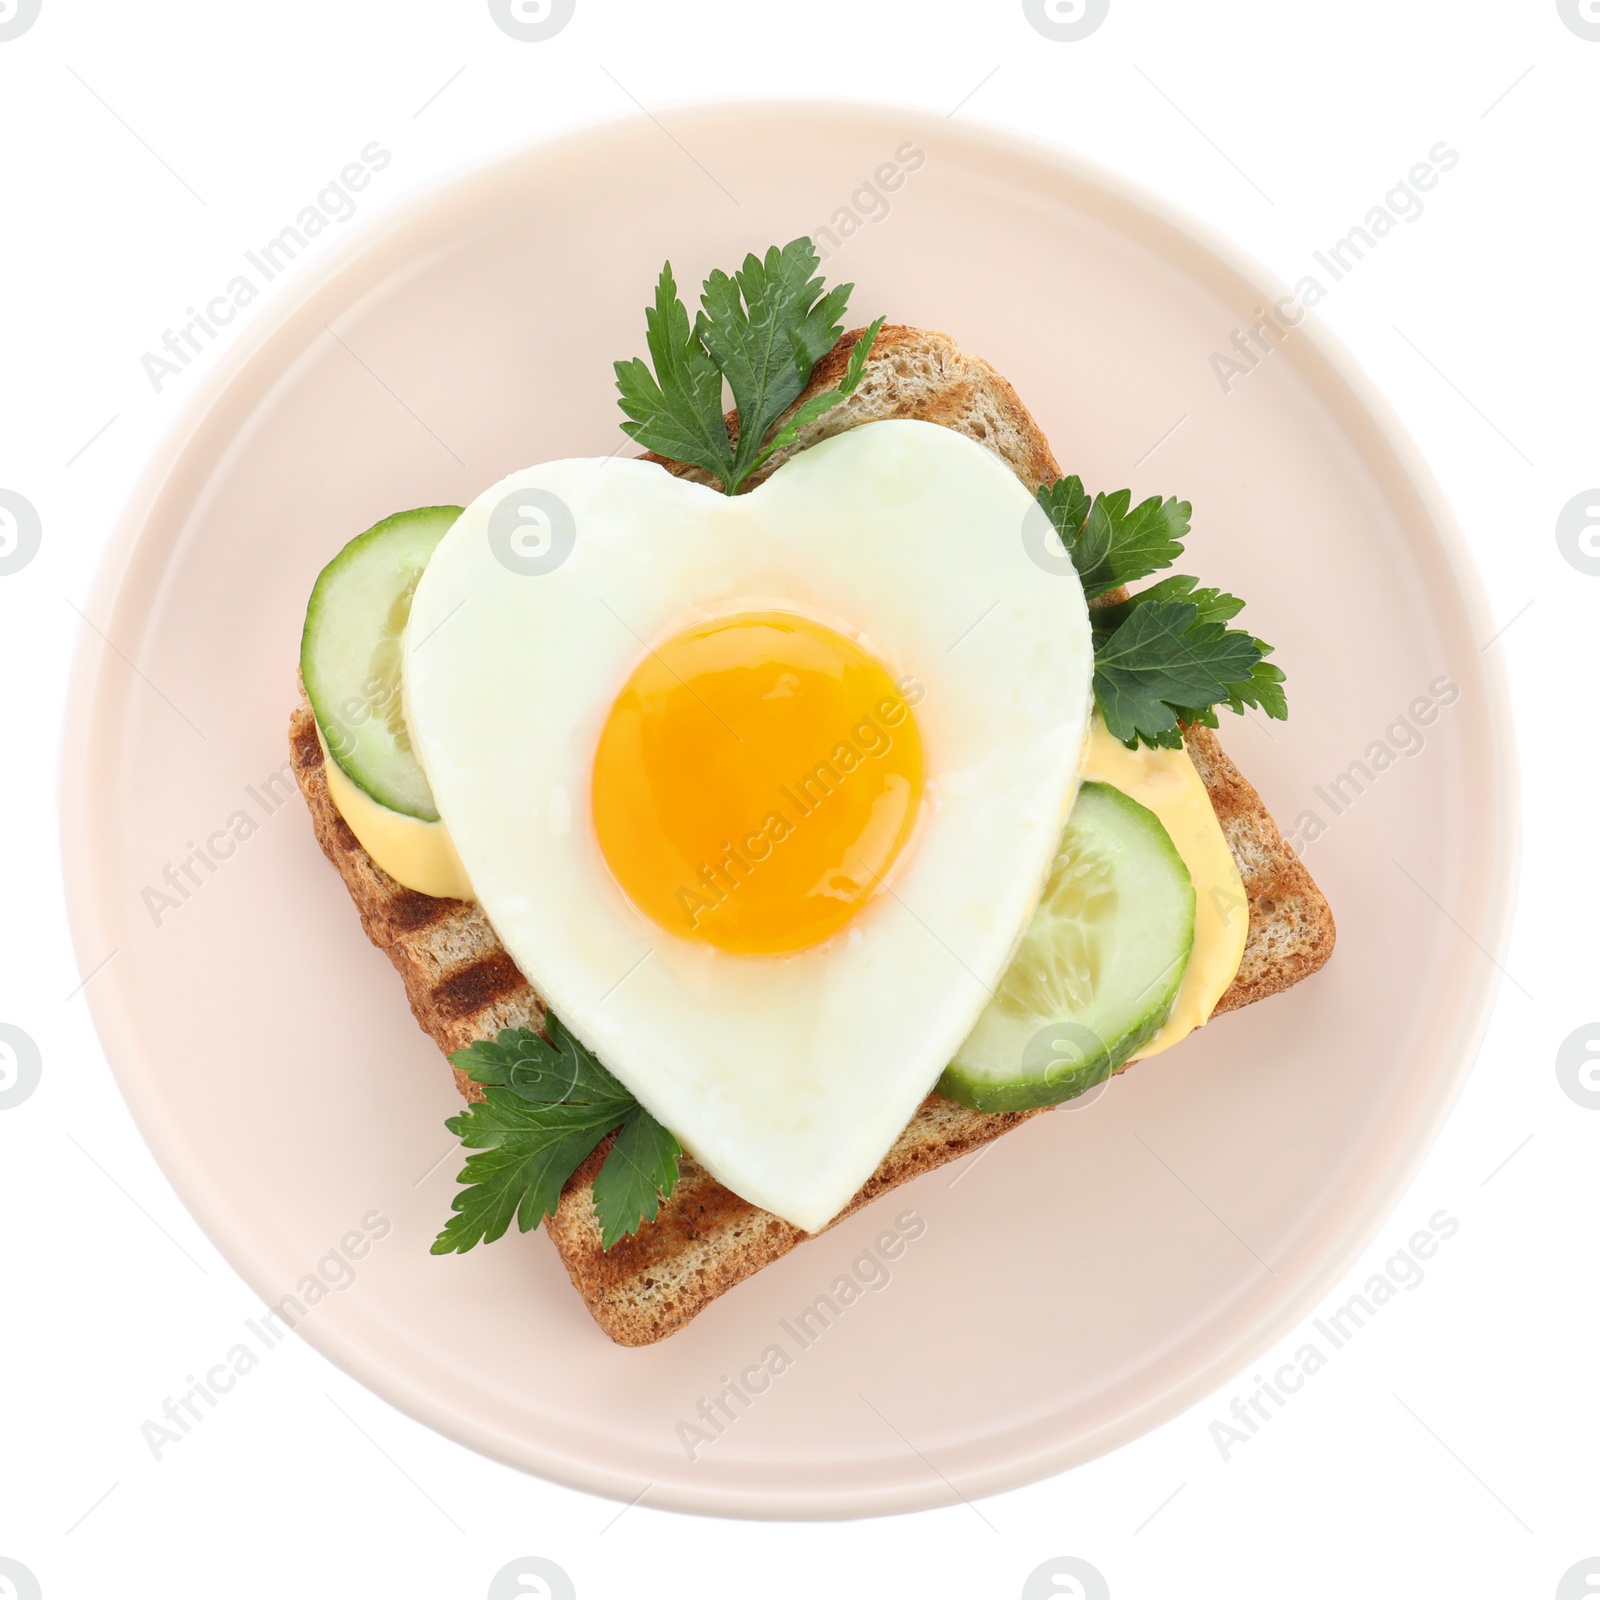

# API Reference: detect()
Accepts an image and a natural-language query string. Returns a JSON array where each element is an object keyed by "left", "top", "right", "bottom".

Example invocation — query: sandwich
[{"left": 289, "top": 240, "right": 1334, "bottom": 1346}]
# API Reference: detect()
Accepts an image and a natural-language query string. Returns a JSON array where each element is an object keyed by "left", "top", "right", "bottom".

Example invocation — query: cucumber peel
[
  {"left": 301, "top": 505, "right": 462, "bottom": 820},
  {"left": 939, "top": 780, "right": 1195, "bottom": 1112}
]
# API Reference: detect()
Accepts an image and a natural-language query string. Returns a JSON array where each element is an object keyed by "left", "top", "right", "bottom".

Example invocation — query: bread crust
[{"left": 289, "top": 326, "right": 1334, "bottom": 1346}]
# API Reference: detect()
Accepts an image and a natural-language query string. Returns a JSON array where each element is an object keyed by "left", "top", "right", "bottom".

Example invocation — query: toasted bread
[{"left": 288, "top": 326, "right": 1334, "bottom": 1346}]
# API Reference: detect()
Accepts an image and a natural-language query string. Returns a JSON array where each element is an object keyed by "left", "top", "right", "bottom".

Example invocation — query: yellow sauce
[
  {"left": 319, "top": 734, "right": 474, "bottom": 902},
  {"left": 1080, "top": 719, "right": 1247, "bottom": 1059}
]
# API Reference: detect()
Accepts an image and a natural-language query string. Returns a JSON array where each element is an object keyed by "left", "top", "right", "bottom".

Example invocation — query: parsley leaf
[
  {"left": 431, "top": 1017, "right": 681, "bottom": 1255},
  {"left": 615, "top": 239, "right": 884, "bottom": 494},
  {"left": 1226, "top": 657, "right": 1289, "bottom": 721},
  {"left": 1040, "top": 474, "right": 1289, "bottom": 747},
  {"left": 752, "top": 315, "right": 886, "bottom": 475},
  {"left": 1125, "top": 573, "right": 1243, "bottom": 626},
  {"left": 1037, "top": 478, "right": 1189, "bottom": 599},
  {"left": 700, "top": 240, "right": 852, "bottom": 487},
  {"left": 1093, "top": 598, "right": 1273, "bottom": 748},
  {"left": 592, "top": 1103, "right": 682, "bottom": 1250},
  {"left": 1090, "top": 573, "right": 1288, "bottom": 739},
  {"left": 613, "top": 262, "right": 735, "bottom": 488},
  {"left": 1090, "top": 574, "right": 1246, "bottom": 652}
]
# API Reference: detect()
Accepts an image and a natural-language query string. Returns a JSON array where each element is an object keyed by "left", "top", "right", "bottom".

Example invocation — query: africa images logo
[
  {"left": 1022, "top": 0, "right": 1109, "bottom": 42},
  {"left": 488, "top": 0, "right": 575, "bottom": 42},
  {"left": 0, "top": 0, "right": 41, "bottom": 43},
  {"left": 0, "top": 490, "right": 41, "bottom": 576}
]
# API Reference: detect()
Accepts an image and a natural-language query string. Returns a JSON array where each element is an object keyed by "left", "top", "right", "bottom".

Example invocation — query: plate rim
[{"left": 60, "top": 98, "right": 1520, "bottom": 1519}]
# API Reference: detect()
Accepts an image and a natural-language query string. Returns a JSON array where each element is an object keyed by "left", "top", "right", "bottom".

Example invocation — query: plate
[{"left": 62, "top": 103, "right": 1516, "bottom": 1518}]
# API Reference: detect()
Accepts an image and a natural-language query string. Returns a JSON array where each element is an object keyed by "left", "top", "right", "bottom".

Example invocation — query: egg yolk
[{"left": 591, "top": 611, "right": 925, "bottom": 955}]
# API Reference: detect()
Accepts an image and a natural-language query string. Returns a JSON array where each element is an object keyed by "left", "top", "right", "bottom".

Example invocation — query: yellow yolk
[
  {"left": 591, "top": 611, "right": 925, "bottom": 955},
  {"left": 1080, "top": 719, "right": 1248, "bottom": 1059}
]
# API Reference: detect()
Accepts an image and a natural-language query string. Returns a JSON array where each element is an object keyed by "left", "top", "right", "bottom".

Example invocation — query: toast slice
[{"left": 288, "top": 326, "right": 1334, "bottom": 1346}]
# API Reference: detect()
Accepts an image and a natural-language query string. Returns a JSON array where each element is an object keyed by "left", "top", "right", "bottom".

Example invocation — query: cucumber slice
[
  {"left": 301, "top": 505, "right": 462, "bottom": 820},
  {"left": 938, "top": 781, "right": 1195, "bottom": 1112}
]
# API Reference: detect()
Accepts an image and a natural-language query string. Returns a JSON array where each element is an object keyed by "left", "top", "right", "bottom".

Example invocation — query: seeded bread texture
[{"left": 289, "top": 325, "right": 1334, "bottom": 1346}]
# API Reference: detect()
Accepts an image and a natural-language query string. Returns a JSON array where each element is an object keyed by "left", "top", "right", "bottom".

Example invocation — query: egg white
[{"left": 404, "top": 420, "right": 1093, "bottom": 1232}]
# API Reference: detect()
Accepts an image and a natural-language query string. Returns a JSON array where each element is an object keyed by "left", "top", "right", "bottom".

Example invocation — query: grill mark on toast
[
  {"left": 429, "top": 950, "right": 531, "bottom": 1020},
  {"left": 380, "top": 889, "right": 462, "bottom": 935},
  {"left": 290, "top": 717, "right": 324, "bottom": 774}
]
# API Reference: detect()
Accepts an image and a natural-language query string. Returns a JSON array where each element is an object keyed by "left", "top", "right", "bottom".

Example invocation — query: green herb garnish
[
  {"left": 432, "top": 1017, "right": 680, "bottom": 1254},
  {"left": 614, "top": 237, "right": 885, "bottom": 494},
  {"left": 1035, "top": 475, "right": 1189, "bottom": 600},
  {"left": 1037, "top": 477, "right": 1288, "bottom": 748}
]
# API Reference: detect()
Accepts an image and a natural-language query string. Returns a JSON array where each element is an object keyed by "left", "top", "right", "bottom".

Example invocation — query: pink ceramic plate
[{"left": 62, "top": 104, "right": 1515, "bottom": 1518}]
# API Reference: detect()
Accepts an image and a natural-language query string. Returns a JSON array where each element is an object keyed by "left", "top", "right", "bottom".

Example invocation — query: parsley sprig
[
  {"left": 1038, "top": 476, "right": 1288, "bottom": 748},
  {"left": 431, "top": 1017, "right": 680, "bottom": 1255},
  {"left": 615, "top": 238, "right": 885, "bottom": 494}
]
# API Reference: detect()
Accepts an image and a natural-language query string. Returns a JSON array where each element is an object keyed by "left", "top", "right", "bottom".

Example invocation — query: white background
[{"left": 2, "top": 2, "right": 1596, "bottom": 1597}]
